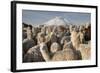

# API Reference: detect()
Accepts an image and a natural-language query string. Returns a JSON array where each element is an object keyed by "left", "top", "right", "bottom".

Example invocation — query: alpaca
[
  {"left": 79, "top": 31, "right": 85, "bottom": 44},
  {"left": 23, "top": 30, "right": 27, "bottom": 40},
  {"left": 63, "top": 41, "right": 82, "bottom": 60},
  {"left": 84, "top": 24, "right": 91, "bottom": 41},
  {"left": 71, "top": 29, "right": 80, "bottom": 50},
  {"left": 22, "top": 23, "right": 28, "bottom": 40},
  {"left": 50, "top": 42, "right": 61, "bottom": 53},
  {"left": 78, "top": 25, "right": 85, "bottom": 44},
  {"left": 79, "top": 43, "right": 91, "bottom": 60},
  {"left": 23, "top": 26, "right": 36, "bottom": 56},
  {"left": 45, "top": 27, "right": 58, "bottom": 49},
  {"left": 32, "top": 27, "right": 37, "bottom": 39},
  {"left": 45, "top": 33, "right": 58, "bottom": 49},
  {"left": 69, "top": 25, "right": 75, "bottom": 32},
  {"left": 70, "top": 26, "right": 91, "bottom": 60},
  {"left": 39, "top": 43, "right": 79, "bottom": 61},
  {"left": 65, "top": 28, "right": 71, "bottom": 36},
  {"left": 23, "top": 45, "right": 45, "bottom": 62},
  {"left": 41, "top": 26, "right": 46, "bottom": 35},
  {"left": 37, "top": 32, "right": 46, "bottom": 44},
  {"left": 61, "top": 36, "right": 70, "bottom": 45},
  {"left": 71, "top": 25, "right": 91, "bottom": 59},
  {"left": 55, "top": 26, "right": 66, "bottom": 43},
  {"left": 46, "top": 26, "right": 52, "bottom": 35},
  {"left": 23, "top": 39, "right": 35, "bottom": 55}
]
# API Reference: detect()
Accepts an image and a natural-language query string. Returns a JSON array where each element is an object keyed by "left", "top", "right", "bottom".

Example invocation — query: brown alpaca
[
  {"left": 84, "top": 24, "right": 91, "bottom": 41},
  {"left": 23, "top": 45, "right": 45, "bottom": 62},
  {"left": 63, "top": 41, "right": 82, "bottom": 60},
  {"left": 40, "top": 43, "right": 79, "bottom": 61},
  {"left": 23, "top": 26, "right": 36, "bottom": 56},
  {"left": 37, "top": 32, "right": 46, "bottom": 44}
]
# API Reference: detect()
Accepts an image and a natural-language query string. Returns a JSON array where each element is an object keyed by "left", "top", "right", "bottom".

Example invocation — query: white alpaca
[
  {"left": 70, "top": 26, "right": 91, "bottom": 60},
  {"left": 71, "top": 30, "right": 80, "bottom": 50},
  {"left": 79, "top": 43, "right": 91, "bottom": 60},
  {"left": 71, "top": 28, "right": 91, "bottom": 60}
]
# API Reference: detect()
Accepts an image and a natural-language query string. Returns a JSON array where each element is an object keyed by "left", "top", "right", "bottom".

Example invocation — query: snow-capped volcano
[{"left": 44, "top": 17, "right": 70, "bottom": 26}]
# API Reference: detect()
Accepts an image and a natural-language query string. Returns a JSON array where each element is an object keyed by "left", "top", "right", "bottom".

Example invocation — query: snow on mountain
[{"left": 44, "top": 17, "right": 70, "bottom": 26}]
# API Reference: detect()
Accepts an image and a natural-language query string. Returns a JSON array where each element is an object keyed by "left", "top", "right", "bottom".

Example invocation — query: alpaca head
[
  {"left": 63, "top": 42, "right": 74, "bottom": 50},
  {"left": 37, "top": 32, "right": 46, "bottom": 44},
  {"left": 70, "top": 25, "right": 75, "bottom": 32},
  {"left": 61, "top": 36, "right": 70, "bottom": 45},
  {"left": 41, "top": 26, "right": 46, "bottom": 34},
  {"left": 50, "top": 42, "right": 61, "bottom": 53},
  {"left": 50, "top": 33, "right": 58, "bottom": 43},
  {"left": 85, "top": 23, "right": 91, "bottom": 29},
  {"left": 79, "top": 25, "right": 84, "bottom": 32},
  {"left": 32, "top": 27, "right": 37, "bottom": 37},
  {"left": 26, "top": 25, "right": 33, "bottom": 39},
  {"left": 56, "top": 26, "right": 66, "bottom": 37}
]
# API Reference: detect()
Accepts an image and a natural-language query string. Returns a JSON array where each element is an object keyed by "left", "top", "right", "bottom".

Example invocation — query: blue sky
[{"left": 22, "top": 10, "right": 91, "bottom": 25}]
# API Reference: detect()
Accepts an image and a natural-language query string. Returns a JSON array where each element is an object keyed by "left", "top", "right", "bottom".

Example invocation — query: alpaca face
[
  {"left": 50, "top": 42, "right": 61, "bottom": 53},
  {"left": 50, "top": 34, "right": 58, "bottom": 43},
  {"left": 26, "top": 27, "right": 33, "bottom": 39},
  {"left": 79, "top": 32, "right": 85, "bottom": 44},
  {"left": 37, "top": 32, "right": 46, "bottom": 44},
  {"left": 32, "top": 27, "right": 37, "bottom": 37},
  {"left": 41, "top": 27, "right": 46, "bottom": 34}
]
